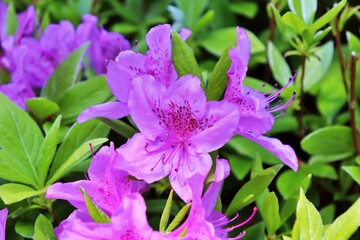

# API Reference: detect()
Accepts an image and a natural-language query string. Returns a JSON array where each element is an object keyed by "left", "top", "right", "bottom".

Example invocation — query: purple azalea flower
[
  {"left": 0, "top": 44, "right": 35, "bottom": 109},
  {"left": 76, "top": 14, "right": 130, "bottom": 74},
  {"left": 55, "top": 193, "right": 168, "bottom": 240},
  {"left": 0, "top": 208, "right": 7, "bottom": 240},
  {"left": 46, "top": 143, "right": 147, "bottom": 216},
  {"left": 78, "top": 24, "right": 191, "bottom": 123},
  {"left": 0, "top": 0, "right": 7, "bottom": 40},
  {"left": 224, "top": 27, "right": 298, "bottom": 171},
  {"left": 116, "top": 75, "right": 239, "bottom": 202},
  {"left": 168, "top": 159, "right": 257, "bottom": 239}
]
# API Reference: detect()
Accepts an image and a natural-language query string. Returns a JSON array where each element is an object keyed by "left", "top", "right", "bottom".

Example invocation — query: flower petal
[
  {"left": 128, "top": 75, "right": 167, "bottom": 140},
  {"left": 240, "top": 133, "right": 298, "bottom": 171},
  {"left": 190, "top": 100, "right": 239, "bottom": 153},
  {"left": 107, "top": 51, "right": 148, "bottom": 103},
  {"left": 224, "top": 27, "right": 251, "bottom": 102},
  {"left": 169, "top": 151, "right": 212, "bottom": 203},
  {"left": 116, "top": 133, "right": 171, "bottom": 183},
  {"left": 0, "top": 208, "right": 8, "bottom": 240},
  {"left": 77, "top": 101, "right": 129, "bottom": 123}
]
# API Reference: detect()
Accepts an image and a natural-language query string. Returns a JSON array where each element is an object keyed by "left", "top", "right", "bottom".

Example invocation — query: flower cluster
[
  {"left": 0, "top": 0, "right": 129, "bottom": 109},
  {"left": 41, "top": 24, "right": 297, "bottom": 239}
]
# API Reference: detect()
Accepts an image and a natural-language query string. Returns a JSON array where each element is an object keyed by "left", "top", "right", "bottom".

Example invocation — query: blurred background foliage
[{"left": 2, "top": 0, "right": 360, "bottom": 239}]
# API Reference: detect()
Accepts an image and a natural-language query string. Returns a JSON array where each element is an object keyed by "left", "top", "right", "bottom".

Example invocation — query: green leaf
[
  {"left": 276, "top": 169, "right": 309, "bottom": 199},
  {"left": 199, "top": 28, "right": 265, "bottom": 57},
  {"left": 58, "top": 75, "right": 112, "bottom": 122},
  {"left": 15, "top": 221, "right": 34, "bottom": 239},
  {"left": 292, "top": 189, "right": 323, "bottom": 240},
  {"left": 342, "top": 166, "right": 360, "bottom": 184},
  {"left": 47, "top": 138, "right": 107, "bottom": 185},
  {"left": 33, "top": 214, "right": 56, "bottom": 240},
  {"left": 262, "top": 192, "right": 281, "bottom": 236},
  {"left": 227, "top": 155, "right": 252, "bottom": 180},
  {"left": 0, "top": 183, "right": 45, "bottom": 204},
  {"left": 49, "top": 120, "right": 109, "bottom": 177},
  {"left": 97, "top": 118, "right": 137, "bottom": 139},
  {"left": 26, "top": 98, "right": 60, "bottom": 122},
  {"left": 41, "top": 43, "right": 89, "bottom": 102},
  {"left": 229, "top": 1, "right": 258, "bottom": 18},
  {"left": 302, "top": 41, "right": 334, "bottom": 91},
  {"left": 37, "top": 116, "right": 61, "bottom": 185},
  {"left": 80, "top": 186, "right": 111, "bottom": 223},
  {"left": 6, "top": 1, "right": 18, "bottom": 35},
  {"left": 310, "top": 0, "right": 347, "bottom": 32},
  {"left": 0, "top": 93, "right": 43, "bottom": 188},
  {"left": 323, "top": 197, "right": 360, "bottom": 240},
  {"left": 346, "top": 31, "right": 360, "bottom": 54},
  {"left": 226, "top": 165, "right": 282, "bottom": 215},
  {"left": 160, "top": 190, "right": 173, "bottom": 232},
  {"left": 282, "top": 12, "right": 307, "bottom": 34},
  {"left": 313, "top": 26, "right": 332, "bottom": 43},
  {"left": 171, "top": 31, "right": 202, "bottom": 84},
  {"left": 206, "top": 47, "right": 231, "bottom": 100},
  {"left": 301, "top": 126, "right": 354, "bottom": 156},
  {"left": 191, "top": 9, "right": 214, "bottom": 37},
  {"left": 166, "top": 203, "right": 191, "bottom": 232},
  {"left": 287, "top": 0, "right": 317, "bottom": 24},
  {"left": 176, "top": 0, "right": 208, "bottom": 28},
  {"left": 320, "top": 204, "right": 335, "bottom": 225},
  {"left": 307, "top": 163, "right": 338, "bottom": 179},
  {"left": 267, "top": 41, "right": 292, "bottom": 86},
  {"left": 241, "top": 222, "right": 266, "bottom": 240}
]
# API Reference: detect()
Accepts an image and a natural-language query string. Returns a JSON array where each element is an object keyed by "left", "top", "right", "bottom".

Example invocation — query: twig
[
  {"left": 335, "top": 16, "right": 349, "bottom": 94},
  {"left": 349, "top": 53, "right": 360, "bottom": 155}
]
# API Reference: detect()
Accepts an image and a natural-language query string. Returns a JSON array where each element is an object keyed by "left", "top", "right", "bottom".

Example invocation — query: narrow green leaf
[
  {"left": 0, "top": 183, "right": 45, "bottom": 204},
  {"left": 323, "top": 197, "right": 360, "bottom": 240},
  {"left": 302, "top": 41, "right": 334, "bottom": 91},
  {"left": 37, "top": 116, "right": 61, "bottom": 185},
  {"left": 171, "top": 31, "right": 202, "bottom": 84},
  {"left": 160, "top": 190, "right": 174, "bottom": 232},
  {"left": 262, "top": 192, "right": 281, "bottom": 236},
  {"left": 41, "top": 43, "right": 89, "bottom": 102},
  {"left": 287, "top": 0, "right": 317, "bottom": 24},
  {"left": 301, "top": 126, "right": 354, "bottom": 156},
  {"left": 166, "top": 203, "right": 191, "bottom": 232},
  {"left": 313, "top": 26, "right": 332, "bottom": 43},
  {"left": 176, "top": 0, "right": 208, "bottom": 28},
  {"left": 97, "top": 118, "right": 137, "bottom": 139},
  {"left": 346, "top": 31, "right": 360, "bottom": 54},
  {"left": 79, "top": 187, "right": 111, "bottom": 223},
  {"left": 310, "top": 0, "right": 347, "bottom": 32},
  {"left": 47, "top": 138, "right": 107, "bottom": 185},
  {"left": 229, "top": 2, "right": 258, "bottom": 18},
  {"left": 26, "top": 98, "right": 60, "bottom": 122},
  {"left": 6, "top": 1, "right": 18, "bottom": 35},
  {"left": 226, "top": 165, "right": 282, "bottom": 215},
  {"left": 0, "top": 94, "right": 43, "bottom": 187},
  {"left": 192, "top": 9, "right": 214, "bottom": 36},
  {"left": 33, "top": 214, "right": 56, "bottom": 240},
  {"left": 206, "top": 47, "right": 231, "bottom": 100},
  {"left": 241, "top": 222, "right": 266, "bottom": 240},
  {"left": 292, "top": 189, "right": 323, "bottom": 240},
  {"left": 267, "top": 41, "right": 292, "bottom": 86},
  {"left": 58, "top": 75, "right": 112, "bottom": 122},
  {"left": 342, "top": 166, "right": 360, "bottom": 184},
  {"left": 49, "top": 120, "right": 109, "bottom": 176},
  {"left": 282, "top": 12, "right": 307, "bottom": 34}
]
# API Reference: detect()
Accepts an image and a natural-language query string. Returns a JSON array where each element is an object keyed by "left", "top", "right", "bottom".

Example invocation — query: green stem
[{"left": 349, "top": 53, "right": 360, "bottom": 155}]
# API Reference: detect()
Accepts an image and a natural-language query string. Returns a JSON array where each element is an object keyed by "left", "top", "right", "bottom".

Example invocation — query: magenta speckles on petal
[{"left": 117, "top": 75, "right": 239, "bottom": 202}]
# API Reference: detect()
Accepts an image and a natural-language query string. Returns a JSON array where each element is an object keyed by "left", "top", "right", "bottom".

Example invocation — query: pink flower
[
  {"left": 116, "top": 75, "right": 239, "bottom": 202},
  {"left": 46, "top": 143, "right": 147, "bottom": 216},
  {"left": 55, "top": 194, "right": 168, "bottom": 240},
  {"left": 77, "top": 24, "right": 191, "bottom": 123},
  {"left": 225, "top": 27, "right": 298, "bottom": 171},
  {"left": 168, "top": 159, "right": 257, "bottom": 239}
]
